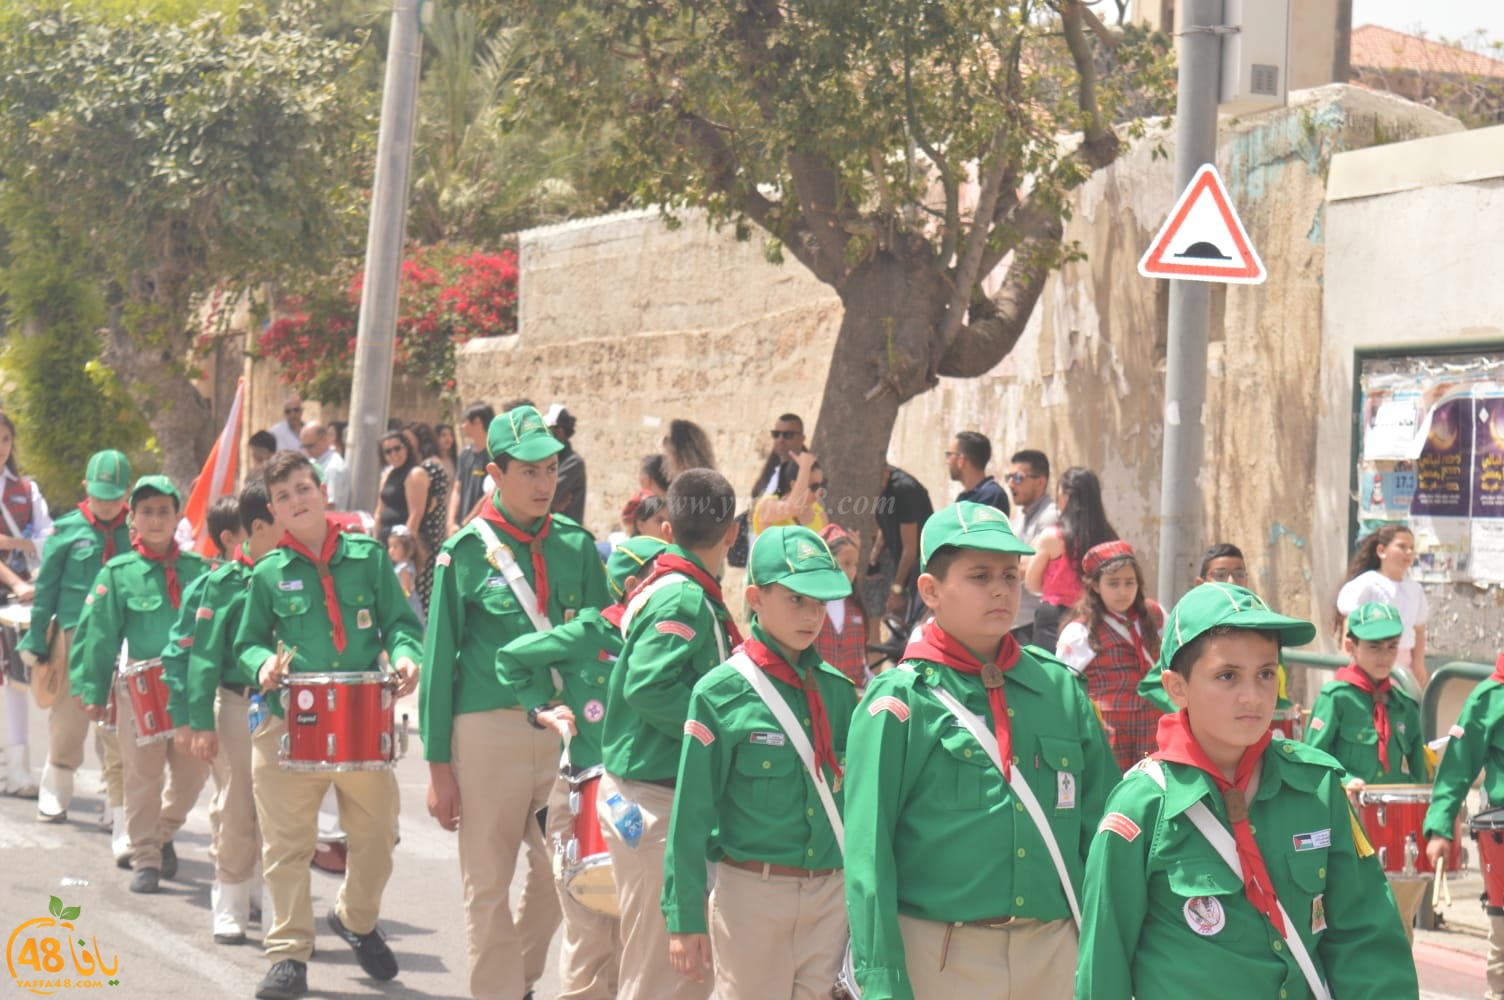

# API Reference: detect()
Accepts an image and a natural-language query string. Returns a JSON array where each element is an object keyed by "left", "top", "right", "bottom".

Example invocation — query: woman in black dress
[
  {"left": 374, "top": 430, "right": 430, "bottom": 555},
  {"left": 402, "top": 423, "right": 450, "bottom": 613}
]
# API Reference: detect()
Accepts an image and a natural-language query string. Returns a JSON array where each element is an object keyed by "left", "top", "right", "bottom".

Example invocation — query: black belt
[{"left": 221, "top": 683, "right": 253, "bottom": 698}]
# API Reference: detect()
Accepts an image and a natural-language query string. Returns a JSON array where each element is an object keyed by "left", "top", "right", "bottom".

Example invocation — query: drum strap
[
  {"left": 619, "top": 574, "right": 728, "bottom": 663},
  {"left": 472, "top": 519, "right": 552, "bottom": 633},
  {"left": 728, "top": 651, "right": 844, "bottom": 852},
  {"left": 909, "top": 668, "right": 1081, "bottom": 929},
  {"left": 1140, "top": 759, "right": 1331, "bottom": 1000}
]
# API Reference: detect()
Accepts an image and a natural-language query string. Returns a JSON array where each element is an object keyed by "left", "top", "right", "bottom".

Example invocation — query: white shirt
[
  {"left": 269, "top": 419, "right": 302, "bottom": 454},
  {"left": 1336, "top": 570, "right": 1428, "bottom": 650},
  {"left": 317, "top": 448, "right": 350, "bottom": 511}
]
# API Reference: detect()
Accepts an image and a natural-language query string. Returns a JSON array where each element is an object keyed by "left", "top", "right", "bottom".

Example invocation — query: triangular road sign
[{"left": 1138, "top": 164, "right": 1266, "bottom": 285}]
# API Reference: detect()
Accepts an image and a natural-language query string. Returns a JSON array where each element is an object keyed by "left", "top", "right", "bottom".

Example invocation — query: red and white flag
[{"left": 184, "top": 377, "right": 245, "bottom": 555}]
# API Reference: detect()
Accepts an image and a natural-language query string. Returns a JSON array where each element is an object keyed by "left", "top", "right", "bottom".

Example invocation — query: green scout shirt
[
  {"left": 233, "top": 532, "right": 422, "bottom": 718},
  {"left": 161, "top": 572, "right": 214, "bottom": 727},
  {"left": 844, "top": 648, "right": 1117, "bottom": 1000},
  {"left": 1075, "top": 741, "right": 1417, "bottom": 1000},
  {"left": 1304, "top": 679, "right": 1427, "bottom": 785},
  {"left": 19, "top": 507, "right": 132, "bottom": 657},
  {"left": 496, "top": 607, "right": 620, "bottom": 772},
  {"left": 182, "top": 556, "right": 255, "bottom": 732},
  {"left": 419, "top": 509, "right": 609, "bottom": 763},
  {"left": 600, "top": 547, "right": 734, "bottom": 783},
  {"left": 1425, "top": 677, "right": 1504, "bottom": 840},
  {"left": 662, "top": 623, "right": 858, "bottom": 935},
  {"left": 69, "top": 549, "right": 210, "bottom": 708}
]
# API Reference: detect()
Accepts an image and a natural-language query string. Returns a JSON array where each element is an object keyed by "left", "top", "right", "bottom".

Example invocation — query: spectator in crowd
[
  {"left": 629, "top": 493, "right": 669, "bottom": 541},
  {"left": 375, "top": 430, "right": 428, "bottom": 555},
  {"left": 0, "top": 412, "right": 47, "bottom": 798},
  {"left": 750, "top": 413, "right": 806, "bottom": 498},
  {"left": 404, "top": 422, "right": 451, "bottom": 613},
  {"left": 866, "top": 464, "right": 934, "bottom": 633},
  {"left": 1334, "top": 523, "right": 1428, "bottom": 687},
  {"left": 1008, "top": 448, "right": 1058, "bottom": 644},
  {"left": 448, "top": 402, "right": 495, "bottom": 535},
  {"left": 640, "top": 454, "right": 670, "bottom": 495},
  {"left": 545, "top": 404, "right": 587, "bottom": 524},
  {"left": 751, "top": 451, "right": 827, "bottom": 535},
  {"left": 299, "top": 421, "right": 349, "bottom": 511},
  {"left": 434, "top": 424, "right": 458, "bottom": 483},
  {"left": 663, "top": 419, "right": 717, "bottom": 479},
  {"left": 269, "top": 394, "right": 304, "bottom": 453},
  {"left": 329, "top": 420, "right": 348, "bottom": 456},
  {"left": 248, "top": 430, "right": 277, "bottom": 469},
  {"left": 947, "top": 430, "right": 1010, "bottom": 515},
  {"left": 1024, "top": 466, "right": 1117, "bottom": 653}
]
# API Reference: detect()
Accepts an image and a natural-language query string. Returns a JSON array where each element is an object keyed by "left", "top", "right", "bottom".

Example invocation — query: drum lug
[
  {"left": 279, "top": 732, "right": 289, "bottom": 757},
  {"left": 382, "top": 687, "right": 393, "bottom": 710},
  {"left": 1403, "top": 833, "right": 1419, "bottom": 877},
  {"left": 566, "top": 839, "right": 579, "bottom": 866},
  {"left": 1377, "top": 804, "right": 1386, "bottom": 827},
  {"left": 569, "top": 788, "right": 581, "bottom": 815},
  {"left": 552, "top": 835, "right": 565, "bottom": 880},
  {"left": 398, "top": 713, "right": 410, "bottom": 759},
  {"left": 1378, "top": 845, "right": 1387, "bottom": 870},
  {"left": 279, "top": 689, "right": 289, "bottom": 712},
  {"left": 327, "top": 733, "right": 337, "bottom": 759},
  {"left": 327, "top": 686, "right": 337, "bottom": 712},
  {"left": 380, "top": 732, "right": 392, "bottom": 757}
]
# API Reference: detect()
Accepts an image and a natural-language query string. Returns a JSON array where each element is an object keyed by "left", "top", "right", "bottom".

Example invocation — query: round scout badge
[{"left": 1183, "top": 895, "right": 1226, "bottom": 936}]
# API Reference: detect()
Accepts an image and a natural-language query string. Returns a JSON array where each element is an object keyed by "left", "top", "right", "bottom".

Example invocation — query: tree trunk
[{"left": 809, "top": 243, "right": 949, "bottom": 546}]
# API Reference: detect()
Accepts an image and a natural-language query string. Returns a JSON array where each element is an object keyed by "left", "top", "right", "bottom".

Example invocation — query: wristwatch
[
  {"left": 889, "top": 584, "right": 905, "bottom": 596},
  {"left": 526, "top": 704, "right": 552, "bottom": 730}
]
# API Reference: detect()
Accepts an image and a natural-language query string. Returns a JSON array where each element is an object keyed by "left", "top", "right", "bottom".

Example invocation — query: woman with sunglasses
[{"left": 374, "top": 431, "right": 431, "bottom": 564}]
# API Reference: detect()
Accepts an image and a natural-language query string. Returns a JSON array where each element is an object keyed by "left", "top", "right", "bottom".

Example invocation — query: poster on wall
[
  {"left": 1470, "top": 392, "right": 1504, "bottom": 580},
  {"left": 1362, "top": 385, "right": 1426, "bottom": 461},
  {"left": 1358, "top": 463, "right": 1417, "bottom": 520},
  {"left": 1409, "top": 394, "right": 1473, "bottom": 581}
]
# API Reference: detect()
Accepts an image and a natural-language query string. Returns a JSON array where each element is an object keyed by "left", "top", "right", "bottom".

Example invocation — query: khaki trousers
[
  {"left": 709, "top": 862, "right": 846, "bottom": 1000},
  {"left": 598, "top": 773, "right": 712, "bottom": 1000},
  {"left": 210, "top": 687, "right": 260, "bottom": 884},
  {"left": 1489, "top": 912, "right": 1504, "bottom": 1000},
  {"left": 451, "top": 708, "right": 561, "bottom": 1000},
  {"left": 895, "top": 913, "right": 1077, "bottom": 999},
  {"left": 252, "top": 714, "right": 399, "bottom": 963},
  {"left": 98, "top": 725, "right": 122, "bottom": 808},
  {"left": 45, "top": 629, "right": 89, "bottom": 771},
  {"left": 1387, "top": 877, "right": 1427, "bottom": 944},
  {"left": 116, "top": 676, "right": 211, "bottom": 870},
  {"left": 546, "top": 776, "right": 621, "bottom": 1000}
]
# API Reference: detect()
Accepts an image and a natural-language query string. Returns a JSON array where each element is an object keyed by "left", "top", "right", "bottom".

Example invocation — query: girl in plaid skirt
[{"left": 1055, "top": 540, "right": 1163, "bottom": 772}]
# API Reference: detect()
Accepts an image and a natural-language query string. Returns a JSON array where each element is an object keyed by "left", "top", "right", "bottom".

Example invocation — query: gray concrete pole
[
  {"left": 1156, "top": 0, "right": 1224, "bottom": 605},
  {"left": 347, "top": 0, "right": 424, "bottom": 514}
]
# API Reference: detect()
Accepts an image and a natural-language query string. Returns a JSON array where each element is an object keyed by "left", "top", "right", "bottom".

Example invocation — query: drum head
[
  {"left": 1472, "top": 807, "right": 1504, "bottom": 832},
  {"left": 564, "top": 857, "right": 620, "bottom": 917},
  {"left": 834, "top": 941, "right": 861, "bottom": 1000}
]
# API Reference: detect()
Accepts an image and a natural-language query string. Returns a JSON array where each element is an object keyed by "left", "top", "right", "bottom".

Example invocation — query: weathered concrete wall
[
  {"left": 458, "top": 210, "right": 843, "bottom": 538},
  {"left": 1319, "top": 123, "right": 1504, "bottom": 663}
]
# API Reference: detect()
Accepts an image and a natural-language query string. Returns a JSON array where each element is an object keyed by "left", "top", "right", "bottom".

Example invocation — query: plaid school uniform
[
  {"left": 1082, "top": 601, "right": 1163, "bottom": 773},
  {"left": 814, "top": 594, "right": 867, "bottom": 686}
]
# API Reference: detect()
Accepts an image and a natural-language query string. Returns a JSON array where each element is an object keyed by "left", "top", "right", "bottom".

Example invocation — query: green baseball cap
[
  {"left": 606, "top": 535, "right": 669, "bottom": 599},
  {"left": 85, "top": 449, "right": 132, "bottom": 501},
  {"left": 129, "top": 474, "right": 182, "bottom": 507},
  {"left": 1156, "top": 583, "right": 1316, "bottom": 673},
  {"left": 920, "top": 501, "right": 1033, "bottom": 570},
  {"left": 1347, "top": 602, "right": 1404, "bottom": 641},
  {"left": 488, "top": 405, "right": 564, "bottom": 463},
  {"left": 748, "top": 525, "right": 851, "bottom": 601}
]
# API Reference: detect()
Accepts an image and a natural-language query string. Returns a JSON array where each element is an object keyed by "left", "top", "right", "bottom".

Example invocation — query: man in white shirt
[
  {"left": 300, "top": 421, "right": 349, "bottom": 511},
  {"left": 269, "top": 395, "right": 304, "bottom": 453},
  {"left": 1008, "top": 448, "right": 1058, "bottom": 646}
]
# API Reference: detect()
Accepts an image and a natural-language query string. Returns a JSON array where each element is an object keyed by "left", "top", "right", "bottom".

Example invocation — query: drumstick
[{"left": 1434, "top": 855, "right": 1451, "bottom": 909}]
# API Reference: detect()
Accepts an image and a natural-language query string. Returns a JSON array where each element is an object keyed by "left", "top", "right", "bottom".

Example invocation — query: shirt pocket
[
  {"left": 936, "top": 724, "right": 992, "bottom": 809},
  {"left": 480, "top": 579, "right": 527, "bottom": 620},
  {"left": 733, "top": 743, "right": 801, "bottom": 813},
  {"left": 124, "top": 594, "right": 164, "bottom": 614},
  {"left": 1037, "top": 735, "right": 1084, "bottom": 818},
  {"left": 271, "top": 593, "right": 311, "bottom": 643},
  {"left": 1164, "top": 852, "right": 1261, "bottom": 947},
  {"left": 62, "top": 543, "right": 101, "bottom": 598}
]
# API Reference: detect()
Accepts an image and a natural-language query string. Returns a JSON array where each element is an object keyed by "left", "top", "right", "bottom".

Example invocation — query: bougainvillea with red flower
[{"left": 259, "top": 244, "right": 518, "bottom": 403}]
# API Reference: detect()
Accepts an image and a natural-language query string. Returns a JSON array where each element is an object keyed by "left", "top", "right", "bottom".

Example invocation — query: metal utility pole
[
  {"left": 347, "top": 0, "right": 424, "bottom": 514},
  {"left": 1156, "top": 0, "right": 1224, "bottom": 605}
]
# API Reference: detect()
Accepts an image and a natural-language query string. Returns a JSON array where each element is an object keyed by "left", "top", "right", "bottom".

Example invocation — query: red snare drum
[
  {"left": 278, "top": 672, "right": 397, "bottom": 772},
  {"left": 1471, "top": 808, "right": 1504, "bottom": 913},
  {"left": 561, "top": 766, "right": 617, "bottom": 916},
  {"left": 1357, "top": 784, "right": 1461, "bottom": 876},
  {"left": 120, "top": 658, "right": 174, "bottom": 746},
  {"left": 1268, "top": 706, "right": 1303, "bottom": 742}
]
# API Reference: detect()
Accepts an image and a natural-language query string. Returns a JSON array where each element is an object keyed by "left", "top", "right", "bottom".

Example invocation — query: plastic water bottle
[
  {"left": 246, "top": 694, "right": 267, "bottom": 734},
  {"left": 604, "top": 792, "right": 643, "bottom": 848}
]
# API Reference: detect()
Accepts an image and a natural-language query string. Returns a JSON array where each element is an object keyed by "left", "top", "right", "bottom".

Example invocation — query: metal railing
[{"left": 1282, "top": 649, "right": 1494, "bottom": 742}]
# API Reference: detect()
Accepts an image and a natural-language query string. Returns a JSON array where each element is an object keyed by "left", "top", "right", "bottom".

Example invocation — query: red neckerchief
[
  {"left": 479, "top": 499, "right": 551, "bottom": 613},
  {"left": 903, "top": 620, "right": 1021, "bottom": 776},
  {"left": 601, "top": 603, "right": 626, "bottom": 628},
  {"left": 78, "top": 502, "right": 126, "bottom": 563},
  {"left": 742, "top": 635, "right": 842, "bottom": 783},
  {"left": 1492, "top": 652, "right": 1504, "bottom": 683},
  {"left": 278, "top": 520, "right": 346, "bottom": 653},
  {"left": 233, "top": 543, "right": 256, "bottom": 569},
  {"left": 131, "top": 538, "right": 182, "bottom": 609},
  {"left": 1105, "top": 608, "right": 1152, "bottom": 670},
  {"left": 625, "top": 552, "right": 745, "bottom": 648},
  {"left": 1154, "top": 710, "right": 1285, "bottom": 935},
  {"left": 1335, "top": 664, "right": 1393, "bottom": 772}
]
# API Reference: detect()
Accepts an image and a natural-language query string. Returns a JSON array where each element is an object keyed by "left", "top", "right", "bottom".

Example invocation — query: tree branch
[
  {"left": 787, "top": 151, "right": 856, "bottom": 287},
  {"left": 1060, "top": 0, "right": 1120, "bottom": 169},
  {"left": 934, "top": 128, "right": 1013, "bottom": 357}
]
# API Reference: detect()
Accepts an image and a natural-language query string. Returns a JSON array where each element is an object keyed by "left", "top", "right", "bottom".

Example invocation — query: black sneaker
[
  {"left": 115, "top": 855, "right": 131, "bottom": 871},
  {"left": 327, "top": 909, "right": 397, "bottom": 981},
  {"left": 255, "top": 959, "right": 307, "bottom": 1000},
  {"left": 130, "top": 868, "right": 160, "bottom": 894},
  {"left": 161, "top": 841, "right": 178, "bottom": 880}
]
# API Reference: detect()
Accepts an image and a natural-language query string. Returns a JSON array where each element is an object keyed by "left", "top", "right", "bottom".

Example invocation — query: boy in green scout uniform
[
  {"left": 599, "top": 467, "right": 740, "bottom": 1000},
  {"left": 70, "top": 474, "right": 212, "bottom": 895},
  {"left": 495, "top": 533, "right": 667, "bottom": 1000},
  {"left": 843, "top": 502, "right": 1116, "bottom": 1000},
  {"left": 663, "top": 525, "right": 857, "bottom": 998},
  {"left": 25, "top": 449, "right": 133, "bottom": 829},
  {"left": 1305, "top": 601, "right": 1431, "bottom": 939},
  {"left": 177, "top": 483, "right": 279, "bottom": 945},
  {"left": 419, "top": 404, "right": 611, "bottom": 1000},
  {"left": 1075, "top": 584, "right": 1417, "bottom": 1000},
  {"left": 234, "top": 451, "right": 422, "bottom": 1000},
  {"left": 1424, "top": 650, "right": 1504, "bottom": 1000}
]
